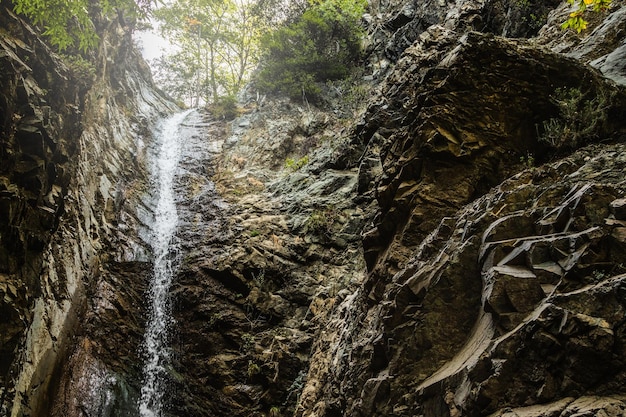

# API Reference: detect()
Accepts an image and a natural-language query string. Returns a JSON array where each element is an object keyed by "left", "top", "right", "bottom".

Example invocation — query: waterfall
[{"left": 139, "top": 109, "right": 193, "bottom": 417}]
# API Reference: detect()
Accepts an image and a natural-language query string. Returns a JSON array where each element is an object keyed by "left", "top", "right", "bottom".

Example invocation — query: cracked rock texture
[
  {"left": 1, "top": 0, "right": 626, "bottom": 416},
  {"left": 0, "top": 2, "right": 176, "bottom": 416}
]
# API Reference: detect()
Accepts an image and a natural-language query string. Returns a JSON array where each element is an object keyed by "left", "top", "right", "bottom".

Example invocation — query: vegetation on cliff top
[
  {"left": 253, "top": 0, "right": 367, "bottom": 102},
  {"left": 151, "top": 0, "right": 366, "bottom": 106},
  {"left": 8, "top": 0, "right": 612, "bottom": 102},
  {"left": 11, "top": 0, "right": 152, "bottom": 51}
]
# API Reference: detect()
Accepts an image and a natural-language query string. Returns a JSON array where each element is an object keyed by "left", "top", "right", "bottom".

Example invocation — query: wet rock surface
[
  {"left": 163, "top": 103, "right": 371, "bottom": 416},
  {"left": 1, "top": 0, "right": 626, "bottom": 416},
  {"left": 0, "top": 3, "right": 176, "bottom": 416}
]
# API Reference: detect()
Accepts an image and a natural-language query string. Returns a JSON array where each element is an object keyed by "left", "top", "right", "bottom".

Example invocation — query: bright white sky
[{"left": 134, "top": 21, "right": 171, "bottom": 62}]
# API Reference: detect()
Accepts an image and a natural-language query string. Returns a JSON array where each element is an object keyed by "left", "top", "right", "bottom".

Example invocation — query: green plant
[
  {"left": 11, "top": 0, "right": 150, "bottom": 51},
  {"left": 591, "top": 270, "right": 607, "bottom": 281},
  {"left": 210, "top": 94, "right": 239, "bottom": 120},
  {"left": 254, "top": 0, "right": 367, "bottom": 102},
  {"left": 304, "top": 206, "right": 338, "bottom": 237},
  {"left": 520, "top": 153, "right": 535, "bottom": 168},
  {"left": 537, "top": 87, "right": 611, "bottom": 150},
  {"left": 285, "top": 155, "right": 309, "bottom": 171},
  {"left": 153, "top": 0, "right": 262, "bottom": 105},
  {"left": 208, "top": 312, "right": 221, "bottom": 328},
  {"left": 514, "top": 0, "right": 549, "bottom": 33},
  {"left": 249, "top": 230, "right": 260, "bottom": 237},
  {"left": 562, "top": 0, "right": 611, "bottom": 33},
  {"left": 269, "top": 406, "right": 281, "bottom": 417},
  {"left": 241, "top": 333, "right": 256, "bottom": 352},
  {"left": 247, "top": 360, "right": 261, "bottom": 378}
]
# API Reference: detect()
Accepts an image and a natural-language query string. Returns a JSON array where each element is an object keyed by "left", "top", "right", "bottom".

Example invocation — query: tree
[
  {"left": 561, "top": 0, "right": 611, "bottom": 32},
  {"left": 253, "top": 0, "right": 367, "bottom": 102},
  {"left": 11, "top": 0, "right": 152, "bottom": 51},
  {"left": 153, "top": 0, "right": 263, "bottom": 106}
]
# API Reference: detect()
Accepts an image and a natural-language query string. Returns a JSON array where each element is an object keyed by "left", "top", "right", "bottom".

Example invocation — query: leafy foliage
[
  {"left": 561, "top": 0, "right": 611, "bottom": 32},
  {"left": 284, "top": 155, "right": 309, "bottom": 171},
  {"left": 11, "top": 0, "right": 151, "bottom": 51},
  {"left": 154, "top": 0, "right": 262, "bottom": 105},
  {"left": 253, "top": 0, "right": 367, "bottom": 102},
  {"left": 209, "top": 94, "right": 239, "bottom": 119},
  {"left": 538, "top": 87, "right": 612, "bottom": 149},
  {"left": 303, "top": 205, "right": 338, "bottom": 238}
]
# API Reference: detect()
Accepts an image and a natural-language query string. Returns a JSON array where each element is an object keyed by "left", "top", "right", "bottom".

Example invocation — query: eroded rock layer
[
  {"left": 295, "top": 1, "right": 626, "bottom": 416},
  {"left": 1, "top": 0, "right": 626, "bottom": 416},
  {"left": 0, "top": 3, "right": 176, "bottom": 416},
  {"left": 302, "top": 142, "right": 626, "bottom": 416}
]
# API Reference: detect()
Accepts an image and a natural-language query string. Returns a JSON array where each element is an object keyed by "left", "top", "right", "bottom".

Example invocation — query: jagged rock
[
  {"left": 0, "top": 4, "right": 176, "bottom": 416},
  {"left": 358, "top": 27, "right": 626, "bottom": 275},
  {"left": 300, "top": 141, "right": 626, "bottom": 416},
  {"left": 537, "top": 1, "right": 626, "bottom": 85},
  {"left": 295, "top": 2, "right": 626, "bottom": 417},
  {"left": 2, "top": 0, "right": 626, "bottom": 416}
]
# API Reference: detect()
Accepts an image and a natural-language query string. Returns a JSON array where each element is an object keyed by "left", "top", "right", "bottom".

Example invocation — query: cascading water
[{"left": 139, "top": 109, "right": 193, "bottom": 417}]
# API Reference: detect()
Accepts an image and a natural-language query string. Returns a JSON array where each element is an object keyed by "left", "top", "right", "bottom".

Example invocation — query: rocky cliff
[
  {"left": 181, "top": 0, "right": 626, "bottom": 416},
  {"left": 1, "top": 0, "right": 626, "bottom": 416},
  {"left": 295, "top": 0, "right": 626, "bottom": 416},
  {"left": 0, "top": 2, "right": 177, "bottom": 416}
]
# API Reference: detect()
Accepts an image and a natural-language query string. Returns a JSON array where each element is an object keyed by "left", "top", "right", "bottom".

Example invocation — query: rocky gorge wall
[
  {"left": 181, "top": 0, "right": 626, "bottom": 416},
  {"left": 1, "top": 0, "right": 626, "bottom": 416},
  {"left": 0, "top": 2, "right": 177, "bottom": 416},
  {"left": 293, "top": 0, "right": 626, "bottom": 416}
]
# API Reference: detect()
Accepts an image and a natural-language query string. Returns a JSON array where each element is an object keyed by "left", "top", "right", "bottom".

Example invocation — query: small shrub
[
  {"left": 285, "top": 155, "right": 309, "bottom": 171},
  {"left": 210, "top": 95, "right": 239, "bottom": 120},
  {"left": 247, "top": 360, "right": 261, "bottom": 378},
  {"left": 537, "top": 87, "right": 612, "bottom": 150},
  {"left": 241, "top": 333, "right": 256, "bottom": 352},
  {"left": 304, "top": 206, "right": 338, "bottom": 237},
  {"left": 514, "top": 0, "right": 549, "bottom": 34},
  {"left": 208, "top": 313, "right": 221, "bottom": 328}
]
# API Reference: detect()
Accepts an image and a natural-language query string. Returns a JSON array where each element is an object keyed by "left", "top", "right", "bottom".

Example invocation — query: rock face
[
  {"left": 1, "top": 0, "right": 626, "bottom": 416},
  {"left": 162, "top": 102, "right": 370, "bottom": 416},
  {"left": 294, "top": 1, "right": 626, "bottom": 416},
  {"left": 0, "top": 4, "right": 176, "bottom": 417},
  {"left": 300, "top": 142, "right": 626, "bottom": 416}
]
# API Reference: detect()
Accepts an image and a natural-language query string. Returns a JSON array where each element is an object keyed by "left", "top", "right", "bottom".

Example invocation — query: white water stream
[{"left": 139, "top": 110, "right": 193, "bottom": 417}]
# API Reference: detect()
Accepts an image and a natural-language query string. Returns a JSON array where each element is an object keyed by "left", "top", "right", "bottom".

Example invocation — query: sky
[{"left": 134, "top": 22, "right": 171, "bottom": 62}]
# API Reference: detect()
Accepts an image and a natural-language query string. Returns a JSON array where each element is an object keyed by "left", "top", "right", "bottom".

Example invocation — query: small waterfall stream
[{"left": 139, "top": 109, "right": 193, "bottom": 417}]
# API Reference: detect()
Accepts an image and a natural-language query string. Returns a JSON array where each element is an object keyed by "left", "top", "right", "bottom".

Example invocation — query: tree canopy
[
  {"left": 252, "top": 0, "right": 368, "bottom": 102},
  {"left": 152, "top": 0, "right": 263, "bottom": 106},
  {"left": 7, "top": 0, "right": 613, "bottom": 104},
  {"left": 149, "top": 0, "right": 367, "bottom": 106},
  {"left": 11, "top": 0, "right": 152, "bottom": 51}
]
